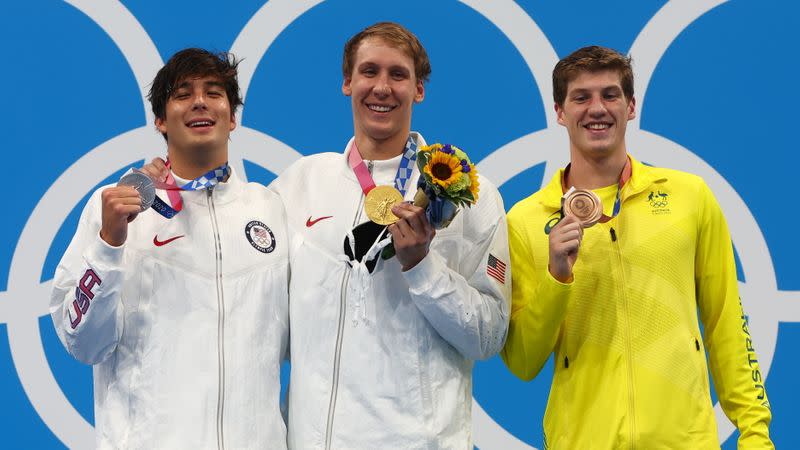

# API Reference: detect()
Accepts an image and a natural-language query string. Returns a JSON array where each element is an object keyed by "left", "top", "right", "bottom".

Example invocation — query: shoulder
[
  {"left": 241, "top": 180, "right": 284, "bottom": 204},
  {"left": 282, "top": 152, "right": 342, "bottom": 177},
  {"left": 645, "top": 164, "right": 705, "bottom": 187},
  {"left": 506, "top": 184, "right": 556, "bottom": 234},
  {"left": 269, "top": 152, "right": 344, "bottom": 196}
]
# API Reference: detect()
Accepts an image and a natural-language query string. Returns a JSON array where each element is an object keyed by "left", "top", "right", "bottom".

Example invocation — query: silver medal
[{"left": 118, "top": 170, "right": 156, "bottom": 211}]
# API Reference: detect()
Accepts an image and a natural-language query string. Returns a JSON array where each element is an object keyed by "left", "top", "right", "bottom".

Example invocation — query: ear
[
  {"left": 229, "top": 113, "right": 237, "bottom": 132},
  {"left": 155, "top": 116, "right": 167, "bottom": 134},
  {"left": 342, "top": 76, "right": 352, "bottom": 96},
  {"left": 555, "top": 103, "right": 565, "bottom": 126},
  {"left": 414, "top": 80, "right": 425, "bottom": 103},
  {"left": 627, "top": 96, "right": 636, "bottom": 121}
]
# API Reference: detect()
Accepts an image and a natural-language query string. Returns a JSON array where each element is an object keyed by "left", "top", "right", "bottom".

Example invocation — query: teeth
[
  {"left": 189, "top": 121, "right": 213, "bottom": 127},
  {"left": 587, "top": 123, "right": 609, "bottom": 130},
  {"left": 368, "top": 104, "right": 393, "bottom": 112}
]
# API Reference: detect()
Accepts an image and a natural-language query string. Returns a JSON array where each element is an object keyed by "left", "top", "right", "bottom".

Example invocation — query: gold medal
[
  {"left": 365, "top": 185, "right": 404, "bottom": 225},
  {"left": 563, "top": 187, "right": 603, "bottom": 228}
]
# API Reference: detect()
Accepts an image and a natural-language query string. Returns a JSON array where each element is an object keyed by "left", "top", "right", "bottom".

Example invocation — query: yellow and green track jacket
[{"left": 502, "top": 156, "right": 772, "bottom": 449}]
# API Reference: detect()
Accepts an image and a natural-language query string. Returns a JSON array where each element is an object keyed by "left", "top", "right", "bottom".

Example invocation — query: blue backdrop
[{"left": 2, "top": 1, "right": 797, "bottom": 448}]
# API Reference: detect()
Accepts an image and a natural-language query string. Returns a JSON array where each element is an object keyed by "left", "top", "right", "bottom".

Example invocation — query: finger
[
  {"left": 388, "top": 223, "right": 406, "bottom": 241},
  {"left": 112, "top": 204, "right": 144, "bottom": 218},
  {"left": 103, "top": 186, "right": 140, "bottom": 204},
  {"left": 141, "top": 157, "right": 168, "bottom": 181},
  {"left": 560, "top": 228, "right": 582, "bottom": 244},
  {"left": 150, "top": 157, "right": 168, "bottom": 176},
  {"left": 139, "top": 165, "right": 161, "bottom": 181},
  {"left": 554, "top": 213, "right": 581, "bottom": 229},
  {"left": 108, "top": 190, "right": 143, "bottom": 205},
  {"left": 391, "top": 202, "right": 423, "bottom": 218},
  {"left": 400, "top": 209, "right": 427, "bottom": 235},
  {"left": 393, "top": 217, "right": 416, "bottom": 240}
]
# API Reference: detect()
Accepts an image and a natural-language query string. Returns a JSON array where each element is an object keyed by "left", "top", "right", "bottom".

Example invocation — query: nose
[
  {"left": 587, "top": 95, "right": 606, "bottom": 117},
  {"left": 373, "top": 73, "right": 391, "bottom": 98},
  {"left": 192, "top": 92, "right": 208, "bottom": 110}
]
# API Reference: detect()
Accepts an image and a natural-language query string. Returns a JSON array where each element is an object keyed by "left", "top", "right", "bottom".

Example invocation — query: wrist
[
  {"left": 548, "top": 264, "right": 573, "bottom": 283},
  {"left": 100, "top": 229, "right": 124, "bottom": 247}
]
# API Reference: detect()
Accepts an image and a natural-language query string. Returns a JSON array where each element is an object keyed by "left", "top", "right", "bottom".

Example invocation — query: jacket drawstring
[{"left": 343, "top": 226, "right": 391, "bottom": 326}]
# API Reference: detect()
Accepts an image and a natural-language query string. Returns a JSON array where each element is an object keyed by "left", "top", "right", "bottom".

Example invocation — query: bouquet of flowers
[
  {"left": 381, "top": 143, "right": 479, "bottom": 260},
  {"left": 413, "top": 143, "right": 480, "bottom": 229}
]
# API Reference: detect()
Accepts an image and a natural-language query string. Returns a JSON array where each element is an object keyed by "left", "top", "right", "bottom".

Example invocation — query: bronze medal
[
  {"left": 365, "top": 185, "right": 404, "bottom": 225},
  {"left": 562, "top": 187, "right": 603, "bottom": 228}
]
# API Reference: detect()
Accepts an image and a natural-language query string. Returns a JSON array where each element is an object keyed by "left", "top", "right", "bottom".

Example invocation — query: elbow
[
  {"left": 467, "top": 326, "right": 509, "bottom": 361},
  {"left": 67, "top": 340, "right": 115, "bottom": 365},
  {"left": 500, "top": 344, "right": 539, "bottom": 382},
  {"left": 64, "top": 330, "right": 118, "bottom": 365}
]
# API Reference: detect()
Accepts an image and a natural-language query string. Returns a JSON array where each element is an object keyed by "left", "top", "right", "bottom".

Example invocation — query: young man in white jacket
[
  {"left": 50, "top": 48, "right": 289, "bottom": 449},
  {"left": 270, "top": 22, "right": 511, "bottom": 449}
]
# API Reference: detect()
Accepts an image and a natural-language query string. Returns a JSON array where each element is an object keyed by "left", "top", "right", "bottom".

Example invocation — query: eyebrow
[
  {"left": 358, "top": 62, "right": 410, "bottom": 73},
  {"left": 569, "top": 85, "right": 623, "bottom": 95},
  {"left": 173, "top": 80, "right": 225, "bottom": 91}
]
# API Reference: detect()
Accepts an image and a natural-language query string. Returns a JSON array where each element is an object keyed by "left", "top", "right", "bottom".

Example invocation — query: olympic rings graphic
[
  {"left": 2, "top": 1, "right": 799, "bottom": 449},
  {"left": 650, "top": 201, "right": 669, "bottom": 208}
]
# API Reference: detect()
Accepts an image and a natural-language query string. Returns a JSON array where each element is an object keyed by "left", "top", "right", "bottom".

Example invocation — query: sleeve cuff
[
  {"left": 401, "top": 250, "right": 445, "bottom": 294},
  {"left": 89, "top": 232, "right": 126, "bottom": 267}
]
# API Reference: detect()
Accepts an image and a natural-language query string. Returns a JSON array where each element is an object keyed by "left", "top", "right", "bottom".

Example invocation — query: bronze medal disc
[
  {"left": 365, "top": 185, "right": 404, "bottom": 225},
  {"left": 563, "top": 187, "right": 603, "bottom": 228}
]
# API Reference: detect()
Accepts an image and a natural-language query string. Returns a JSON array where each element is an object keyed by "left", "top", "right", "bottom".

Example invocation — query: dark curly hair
[{"left": 148, "top": 48, "right": 243, "bottom": 140}]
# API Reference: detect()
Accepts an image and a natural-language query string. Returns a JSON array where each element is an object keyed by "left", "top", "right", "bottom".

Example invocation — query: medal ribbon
[
  {"left": 561, "top": 156, "right": 632, "bottom": 223},
  {"left": 348, "top": 136, "right": 418, "bottom": 197},
  {"left": 151, "top": 161, "right": 231, "bottom": 219}
]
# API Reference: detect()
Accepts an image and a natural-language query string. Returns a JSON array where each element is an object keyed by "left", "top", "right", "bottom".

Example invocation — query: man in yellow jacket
[{"left": 502, "top": 45, "right": 773, "bottom": 449}]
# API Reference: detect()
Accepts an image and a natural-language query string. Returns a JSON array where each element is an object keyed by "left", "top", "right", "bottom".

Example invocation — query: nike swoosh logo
[
  {"left": 153, "top": 234, "right": 185, "bottom": 246},
  {"left": 306, "top": 216, "right": 333, "bottom": 227}
]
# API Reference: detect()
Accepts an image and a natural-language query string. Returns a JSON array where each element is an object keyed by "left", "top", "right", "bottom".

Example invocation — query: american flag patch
[{"left": 487, "top": 254, "right": 506, "bottom": 284}]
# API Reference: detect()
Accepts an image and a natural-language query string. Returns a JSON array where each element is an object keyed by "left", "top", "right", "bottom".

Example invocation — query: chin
[{"left": 363, "top": 127, "right": 398, "bottom": 142}]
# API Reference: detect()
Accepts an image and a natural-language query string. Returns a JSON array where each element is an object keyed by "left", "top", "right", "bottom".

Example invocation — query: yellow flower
[
  {"left": 424, "top": 151, "right": 463, "bottom": 189},
  {"left": 467, "top": 163, "right": 479, "bottom": 201}
]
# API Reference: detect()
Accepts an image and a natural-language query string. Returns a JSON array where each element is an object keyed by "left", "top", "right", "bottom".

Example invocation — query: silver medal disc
[{"left": 118, "top": 170, "right": 156, "bottom": 211}]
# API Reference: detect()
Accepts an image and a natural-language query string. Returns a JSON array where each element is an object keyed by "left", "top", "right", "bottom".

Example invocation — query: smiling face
[
  {"left": 556, "top": 70, "right": 636, "bottom": 159},
  {"left": 342, "top": 37, "right": 425, "bottom": 146},
  {"left": 155, "top": 75, "right": 236, "bottom": 159}
]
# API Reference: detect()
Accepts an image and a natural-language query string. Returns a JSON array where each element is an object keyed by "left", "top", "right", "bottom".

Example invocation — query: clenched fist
[
  {"left": 548, "top": 214, "right": 583, "bottom": 283},
  {"left": 99, "top": 186, "right": 142, "bottom": 247}
]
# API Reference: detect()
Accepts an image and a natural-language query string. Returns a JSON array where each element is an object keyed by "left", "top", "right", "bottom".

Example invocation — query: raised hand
[
  {"left": 389, "top": 202, "right": 436, "bottom": 271},
  {"left": 99, "top": 186, "right": 142, "bottom": 247},
  {"left": 548, "top": 214, "right": 583, "bottom": 283}
]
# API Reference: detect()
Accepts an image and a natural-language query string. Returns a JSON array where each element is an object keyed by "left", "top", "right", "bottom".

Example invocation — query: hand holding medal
[
  {"left": 363, "top": 143, "right": 480, "bottom": 229},
  {"left": 365, "top": 185, "right": 405, "bottom": 225},
  {"left": 377, "top": 143, "right": 480, "bottom": 264},
  {"left": 117, "top": 169, "right": 156, "bottom": 211}
]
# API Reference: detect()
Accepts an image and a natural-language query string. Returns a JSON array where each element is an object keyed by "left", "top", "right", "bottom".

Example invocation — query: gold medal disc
[
  {"left": 365, "top": 185, "right": 404, "bottom": 225},
  {"left": 563, "top": 188, "right": 603, "bottom": 228}
]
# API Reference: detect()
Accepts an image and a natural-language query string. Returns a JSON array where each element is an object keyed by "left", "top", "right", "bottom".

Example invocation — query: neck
[
  {"left": 566, "top": 148, "right": 628, "bottom": 189},
  {"left": 167, "top": 146, "right": 228, "bottom": 180},
  {"left": 354, "top": 131, "right": 410, "bottom": 161}
]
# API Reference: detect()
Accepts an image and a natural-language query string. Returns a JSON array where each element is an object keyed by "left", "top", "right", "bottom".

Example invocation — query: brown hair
[
  {"left": 553, "top": 46, "right": 633, "bottom": 107},
  {"left": 148, "top": 48, "right": 243, "bottom": 140},
  {"left": 342, "top": 22, "right": 431, "bottom": 83}
]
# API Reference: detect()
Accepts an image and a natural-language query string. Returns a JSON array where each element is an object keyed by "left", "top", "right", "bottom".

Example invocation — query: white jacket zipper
[
  {"left": 324, "top": 161, "right": 372, "bottom": 450},
  {"left": 208, "top": 187, "right": 226, "bottom": 450}
]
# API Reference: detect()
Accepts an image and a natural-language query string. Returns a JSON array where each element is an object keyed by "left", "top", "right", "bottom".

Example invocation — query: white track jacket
[
  {"left": 50, "top": 169, "right": 289, "bottom": 450},
  {"left": 270, "top": 133, "right": 511, "bottom": 449}
]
